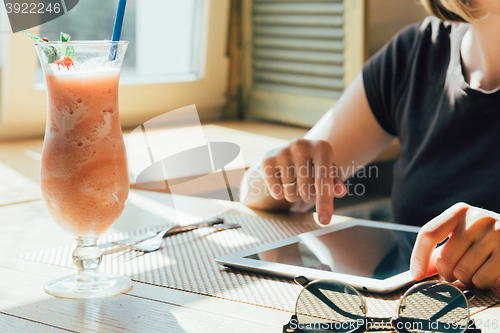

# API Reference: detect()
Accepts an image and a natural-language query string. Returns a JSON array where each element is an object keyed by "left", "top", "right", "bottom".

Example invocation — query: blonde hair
[{"left": 420, "top": 0, "right": 482, "bottom": 23}]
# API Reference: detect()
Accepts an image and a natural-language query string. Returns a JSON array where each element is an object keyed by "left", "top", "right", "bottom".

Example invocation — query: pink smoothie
[{"left": 41, "top": 71, "right": 129, "bottom": 236}]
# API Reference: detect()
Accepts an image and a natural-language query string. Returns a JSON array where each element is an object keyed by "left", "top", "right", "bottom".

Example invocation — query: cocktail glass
[{"left": 34, "top": 41, "right": 132, "bottom": 298}]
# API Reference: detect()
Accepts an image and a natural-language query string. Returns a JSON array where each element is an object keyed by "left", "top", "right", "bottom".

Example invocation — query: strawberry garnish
[
  {"left": 42, "top": 37, "right": 49, "bottom": 42},
  {"left": 55, "top": 57, "right": 74, "bottom": 69}
]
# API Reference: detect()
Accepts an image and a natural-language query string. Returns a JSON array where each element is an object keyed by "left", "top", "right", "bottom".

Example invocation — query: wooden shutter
[{"left": 241, "top": 0, "right": 365, "bottom": 127}]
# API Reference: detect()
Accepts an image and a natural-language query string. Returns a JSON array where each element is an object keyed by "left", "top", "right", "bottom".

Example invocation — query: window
[
  {"left": 0, "top": 0, "right": 230, "bottom": 140},
  {"left": 36, "top": 0, "right": 206, "bottom": 86}
]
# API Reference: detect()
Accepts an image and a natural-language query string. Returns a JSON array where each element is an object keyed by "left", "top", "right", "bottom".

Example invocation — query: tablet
[{"left": 215, "top": 219, "right": 421, "bottom": 293}]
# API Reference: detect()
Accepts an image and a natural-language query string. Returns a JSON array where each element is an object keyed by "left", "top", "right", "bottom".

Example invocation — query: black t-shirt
[{"left": 363, "top": 17, "right": 500, "bottom": 226}]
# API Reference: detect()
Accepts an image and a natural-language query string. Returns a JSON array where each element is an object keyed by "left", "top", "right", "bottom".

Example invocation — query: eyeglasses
[{"left": 283, "top": 276, "right": 481, "bottom": 333}]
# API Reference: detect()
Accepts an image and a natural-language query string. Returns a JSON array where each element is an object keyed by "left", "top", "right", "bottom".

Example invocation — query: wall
[{"left": 366, "top": 0, "right": 429, "bottom": 57}]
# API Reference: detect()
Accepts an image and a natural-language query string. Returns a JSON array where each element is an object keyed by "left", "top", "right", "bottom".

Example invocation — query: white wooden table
[
  {"left": 0, "top": 188, "right": 300, "bottom": 332},
  {"left": 1, "top": 186, "right": 499, "bottom": 332},
  {"left": 0, "top": 124, "right": 498, "bottom": 332}
]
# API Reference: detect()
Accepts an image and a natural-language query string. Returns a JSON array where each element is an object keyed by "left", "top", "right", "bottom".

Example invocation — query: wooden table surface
[
  {"left": 0, "top": 123, "right": 498, "bottom": 333},
  {"left": 0, "top": 185, "right": 301, "bottom": 332}
]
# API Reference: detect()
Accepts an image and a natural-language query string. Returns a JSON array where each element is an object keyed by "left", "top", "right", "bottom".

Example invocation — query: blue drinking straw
[{"left": 109, "top": 0, "right": 127, "bottom": 61}]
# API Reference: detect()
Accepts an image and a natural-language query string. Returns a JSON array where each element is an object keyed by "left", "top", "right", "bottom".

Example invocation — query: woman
[{"left": 243, "top": 0, "right": 500, "bottom": 289}]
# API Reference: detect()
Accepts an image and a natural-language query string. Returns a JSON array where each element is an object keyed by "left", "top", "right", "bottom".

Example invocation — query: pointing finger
[{"left": 410, "top": 203, "right": 469, "bottom": 280}]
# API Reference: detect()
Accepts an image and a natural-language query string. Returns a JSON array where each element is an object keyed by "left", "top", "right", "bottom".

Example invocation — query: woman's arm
[{"left": 242, "top": 73, "right": 395, "bottom": 224}]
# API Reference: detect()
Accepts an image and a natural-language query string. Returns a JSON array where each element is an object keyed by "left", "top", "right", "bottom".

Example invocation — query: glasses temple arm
[
  {"left": 428, "top": 290, "right": 474, "bottom": 322},
  {"left": 294, "top": 276, "right": 365, "bottom": 321},
  {"left": 307, "top": 284, "right": 366, "bottom": 320}
]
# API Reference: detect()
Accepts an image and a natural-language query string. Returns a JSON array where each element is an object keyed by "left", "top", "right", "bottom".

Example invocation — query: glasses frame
[{"left": 283, "top": 276, "right": 481, "bottom": 333}]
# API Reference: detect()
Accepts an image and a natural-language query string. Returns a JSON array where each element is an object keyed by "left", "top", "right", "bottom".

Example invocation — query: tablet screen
[{"left": 244, "top": 225, "right": 417, "bottom": 280}]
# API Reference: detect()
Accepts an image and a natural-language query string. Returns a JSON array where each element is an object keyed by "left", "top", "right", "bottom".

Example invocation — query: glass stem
[{"left": 73, "top": 236, "right": 102, "bottom": 275}]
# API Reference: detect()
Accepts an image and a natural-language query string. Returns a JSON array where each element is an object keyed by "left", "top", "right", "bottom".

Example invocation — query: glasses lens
[
  {"left": 294, "top": 280, "right": 366, "bottom": 333},
  {"left": 398, "top": 282, "right": 469, "bottom": 333}
]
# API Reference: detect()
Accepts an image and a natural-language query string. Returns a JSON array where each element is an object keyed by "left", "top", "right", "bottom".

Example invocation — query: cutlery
[
  {"left": 125, "top": 223, "right": 240, "bottom": 253},
  {"left": 99, "top": 217, "right": 224, "bottom": 250}
]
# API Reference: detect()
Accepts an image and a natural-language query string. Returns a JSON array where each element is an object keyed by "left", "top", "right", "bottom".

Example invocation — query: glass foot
[{"left": 44, "top": 273, "right": 132, "bottom": 299}]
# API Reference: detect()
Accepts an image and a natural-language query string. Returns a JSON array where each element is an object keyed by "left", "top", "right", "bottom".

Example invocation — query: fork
[
  {"left": 111, "top": 217, "right": 224, "bottom": 248},
  {"left": 124, "top": 223, "right": 240, "bottom": 253},
  {"left": 114, "top": 218, "right": 224, "bottom": 252}
]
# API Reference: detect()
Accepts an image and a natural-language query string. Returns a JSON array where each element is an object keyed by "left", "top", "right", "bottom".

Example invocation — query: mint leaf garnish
[
  {"left": 59, "top": 45, "right": 76, "bottom": 61},
  {"left": 22, "top": 30, "right": 76, "bottom": 63},
  {"left": 59, "top": 32, "right": 76, "bottom": 62},
  {"left": 21, "top": 30, "right": 45, "bottom": 43},
  {"left": 21, "top": 30, "right": 58, "bottom": 63},
  {"left": 60, "top": 32, "right": 71, "bottom": 43}
]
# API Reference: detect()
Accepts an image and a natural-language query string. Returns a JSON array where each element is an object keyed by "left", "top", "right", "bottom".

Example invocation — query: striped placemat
[{"left": 18, "top": 214, "right": 500, "bottom": 317}]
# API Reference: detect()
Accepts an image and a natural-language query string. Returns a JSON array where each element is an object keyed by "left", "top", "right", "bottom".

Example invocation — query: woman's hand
[
  {"left": 410, "top": 202, "right": 500, "bottom": 289},
  {"left": 262, "top": 138, "right": 347, "bottom": 225},
  {"left": 242, "top": 75, "right": 395, "bottom": 214}
]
